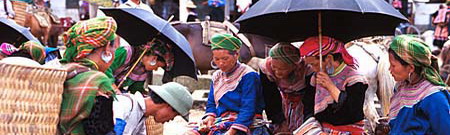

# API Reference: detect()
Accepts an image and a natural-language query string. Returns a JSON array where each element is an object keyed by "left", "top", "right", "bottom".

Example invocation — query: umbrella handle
[{"left": 116, "top": 15, "right": 175, "bottom": 89}]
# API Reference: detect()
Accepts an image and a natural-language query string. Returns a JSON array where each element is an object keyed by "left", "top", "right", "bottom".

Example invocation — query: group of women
[
  {"left": 1, "top": 15, "right": 449, "bottom": 135},
  {"left": 184, "top": 33, "right": 450, "bottom": 135}
]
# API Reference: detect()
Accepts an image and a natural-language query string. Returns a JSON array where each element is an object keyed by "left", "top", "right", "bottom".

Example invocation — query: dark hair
[
  {"left": 148, "top": 91, "right": 167, "bottom": 104},
  {"left": 213, "top": 48, "right": 238, "bottom": 55},
  {"left": 9, "top": 49, "right": 32, "bottom": 59},
  {"left": 388, "top": 48, "right": 424, "bottom": 75}
]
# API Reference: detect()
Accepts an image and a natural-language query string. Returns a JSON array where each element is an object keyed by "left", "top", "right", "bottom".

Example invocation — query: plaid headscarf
[
  {"left": 269, "top": 42, "right": 300, "bottom": 65},
  {"left": 0, "top": 42, "right": 18, "bottom": 56},
  {"left": 61, "top": 17, "right": 117, "bottom": 63},
  {"left": 210, "top": 34, "right": 242, "bottom": 51},
  {"left": 390, "top": 35, "right": 445, "bottom": 86},
  {"left": 144, "top": 39, "right": 174, "bottom": 71},
  {"left": 300, "top": 36, "right": 355, "bottom": 66},
  {"left": 19, "top": 41, "right": 46, "bottom": 64}
]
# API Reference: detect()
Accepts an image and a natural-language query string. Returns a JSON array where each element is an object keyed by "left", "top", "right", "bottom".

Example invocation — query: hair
[
  {"left": 9, "top": 49, "right": 32, "bottom": 59},
  {"left": 148, "top": 91, "right": 167, "bottom": 104},
  {"left": 388, "top": 48, "right": 424, "bottom": 75},
  {"left": 213, "top": 48, "right": 238, "bottom": 55}
]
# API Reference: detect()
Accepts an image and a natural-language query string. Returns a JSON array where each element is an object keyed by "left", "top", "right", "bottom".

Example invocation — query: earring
[
  {"left": 326, "top": 61, "right": 335, "bottom": 75},
  {"left": 211, "top": 61, "right": 218, "bottom": 69},
  {"left": 408, "top": 72, "right": 412, "bottom": 82},
  {"left": 149, "top": 59, "right": 157, "bottom": 66},
  {"left": 101, "top": 51, "right": 112, "bottom": 63}
]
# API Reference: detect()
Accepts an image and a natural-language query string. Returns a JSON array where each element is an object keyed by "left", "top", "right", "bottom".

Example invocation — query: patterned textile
[
  {"left": 259, "top": 58, "right": 308, "bottom": 93},
  {"left": 294, "top": 117, "right": 364, "bottom": 135},
  {"left": 434, "top": 24, "right": 449, "bottom": 41},
  {"left": 390, "top": 35, "right": 445, "bottom": 86},
  {"left": 310, "top": 62, "right": 368, "bottom": 114},
  {"left": 433, "top": 8, "right": 448, "bottom": 24},
  {"left": 206, "top": 63, "right": 264, "bottom": 132},
  {"left": 212, "top": 63, "right": 254, "bottom": 106},
  {"left": 0, "top": 42, "right": 18, "bottom": 56},
  {"left": 388, "top": 80, "right": 443, "bottom": 119},
  {"left": 190, "top": 112, "right": 270, "bottom": 135},
  {"left": 61, "top": 17, "right": 117, "bottom": 63},
  {"left": 279, "top": 92, "right": 304, "bottom": 132},
  {"left": 210, "top": 34, "right": 242, "bottom": 51},
  {"left": 59, "top": 63, "right": 115, "bottom": 135},
  {"left": 388, "top": 90, "right": 450, "bottom": 134},
  {"left": 19, "top": 41, "right": 46, "bottom": 64},
  {"left": 300, "top": 36, "right": 355, "bottom": 66},
  {"left": 144, "top": 40, "right": 174, "bottom": 71},
  {"left": 268, "top": 43, "right": 300, "bottom": 65}
]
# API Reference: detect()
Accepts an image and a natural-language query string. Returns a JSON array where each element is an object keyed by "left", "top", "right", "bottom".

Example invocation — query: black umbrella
[
  {"left": 100, "top": 8, "right": 197, "bottom": 81},
  {"left": 236, "top": 0, "right": 408, "bottom": 43},
  {"left": 0, "top": 18, "right": 40, "bottom": 47}
]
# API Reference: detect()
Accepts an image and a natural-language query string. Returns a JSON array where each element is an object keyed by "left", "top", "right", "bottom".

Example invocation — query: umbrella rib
[
  {"left": 285, "top": 0, "right": 293, "bottom": 13},
  {"left": 354, "top": 0, "right": 364, "bottom": 13}
]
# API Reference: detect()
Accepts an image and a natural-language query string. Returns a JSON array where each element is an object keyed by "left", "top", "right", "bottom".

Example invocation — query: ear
[
  {"left": 325, "top": 54, "right": 334, "bottom": 63},
  {"left": 408, "top": 64, "right": 415, "bottom": 73}
]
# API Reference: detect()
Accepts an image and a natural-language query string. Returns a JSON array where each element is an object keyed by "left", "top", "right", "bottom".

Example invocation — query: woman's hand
[
  {"left": 316, "top": 71, "right": 341, "bottom": 102},
  {"left": 315, "top": 72, "right": 335, "bottom": 90},
  {"left": 202, "top": 116, "right": 215, "bottom": 128}
]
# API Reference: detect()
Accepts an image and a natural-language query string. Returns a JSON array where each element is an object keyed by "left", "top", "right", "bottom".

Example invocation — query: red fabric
[
  {"left": 321, "top": 121, "right": 365, "bottom": 135},
  {"left": 299, "top": 36, "right": 355, "bottom": 66}
]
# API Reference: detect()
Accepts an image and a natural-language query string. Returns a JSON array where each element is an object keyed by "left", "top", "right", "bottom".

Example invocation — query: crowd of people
[{"left": 0, "top": 0, "right": 450, "bottom": 135}]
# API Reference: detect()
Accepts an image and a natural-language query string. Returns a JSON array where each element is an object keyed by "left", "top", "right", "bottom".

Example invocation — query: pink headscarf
[
  {"left": 0, "top": 43, "right": 18, "bottom": 56},
  {"left": 299, "top": 36, "right": 355, "bottom": 66}
]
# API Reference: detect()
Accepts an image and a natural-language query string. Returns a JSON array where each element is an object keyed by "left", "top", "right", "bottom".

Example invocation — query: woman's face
[
  {"left": 388, "top": 52, "right": 414, "bottom": 81},
  {"left": 212, "top": 49, "right": 238, "bottom": 72},
  {"left": 142, "top": 55, "right": 166, "bottom": 71},
  {"left": 271, "top": 59, "right": 295, "bottom": 79},
  {"left": 304, "top": 56, "right": 328, "bottom": 73}
]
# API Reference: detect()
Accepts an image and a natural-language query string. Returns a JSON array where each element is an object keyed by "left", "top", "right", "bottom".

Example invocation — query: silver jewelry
[
  {"left": 149, "top": 59, "right": 157, "bottom": 66},
  {"left": 101, "top": 51, "right": 113, "bottom": 63},
  {"left": 211, "top": 61, "right": 218, "bottom": 69}
]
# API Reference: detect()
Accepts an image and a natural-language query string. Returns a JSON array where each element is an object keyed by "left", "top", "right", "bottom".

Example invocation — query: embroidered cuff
[
  {"left": 202, "top": 113, "right": 217, "bottom": 120},
  {"left": 231, "top": 123, "right": 249, "bottom": 133}
]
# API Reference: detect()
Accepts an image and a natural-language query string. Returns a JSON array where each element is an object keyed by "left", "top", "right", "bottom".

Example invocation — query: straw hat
[{"left": 186, "top": 0, "right": 197, "bottom": 9}]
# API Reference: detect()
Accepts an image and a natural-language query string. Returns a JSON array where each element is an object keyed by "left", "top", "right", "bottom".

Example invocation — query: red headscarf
[{"left": 299, "top": 36, "right": 355, "bottom": 66}]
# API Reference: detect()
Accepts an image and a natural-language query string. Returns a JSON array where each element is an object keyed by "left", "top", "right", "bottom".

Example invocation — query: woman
[
  {"left": 185, "top": 34, "right": 268, "bottom": 135},
  {"left": 9, "top": 41, "right": 46, "bottom": 64},
  {"left": 105, "top": 39, "right": 173, "bottom": 94},
  {"left": 386, "top": 35, "right": 450, "bottom": 134},
  {"left": 58, "top": 17, "right": 118, "bottom": 135},
  {"left": 295, "top": 36, "right": 368, "bottom": 135},
  {"left": 432, "top": 4, "right": 450, "bottom": 49},
  {"left": 259, "top": 42, "right": 312, "bottom": 133}
]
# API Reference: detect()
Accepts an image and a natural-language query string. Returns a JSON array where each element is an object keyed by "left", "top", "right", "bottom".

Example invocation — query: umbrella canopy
[
  {"left": 236, "top": 0, "right": 408, "bottom": 42},
  {"left": 100, "top": 8, "right": 197, "bottom": 80},
  {"left": 0, "top": 18, "right": 40, "bottom": 47}
]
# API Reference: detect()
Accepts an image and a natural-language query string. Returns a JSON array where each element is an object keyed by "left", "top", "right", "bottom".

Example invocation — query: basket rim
[{"left": 0, "top": 62, "right": 67, "bottom": 71}]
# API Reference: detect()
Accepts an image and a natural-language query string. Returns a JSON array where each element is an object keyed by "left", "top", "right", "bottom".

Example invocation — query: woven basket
[
  {"left": 11, "top": 1, "right": 29, "bottom": 26},
  {"left": 0, "top": 62, "right": 67, "bottom": 135},
  {"left": 145, "top": 116, "right": 164, "bottom": 135}
]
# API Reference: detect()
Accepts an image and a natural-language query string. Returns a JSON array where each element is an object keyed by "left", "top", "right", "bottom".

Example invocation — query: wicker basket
[
  {"left": 0, "top": 62, "right": 67, "bottom": 135},
  {"left": 145, "top": 116, "right": 164, "bottom": 135}
]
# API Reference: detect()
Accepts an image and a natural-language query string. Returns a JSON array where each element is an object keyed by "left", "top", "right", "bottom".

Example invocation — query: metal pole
[{"left": 224, "top": 0, "right": 230, "bottom": 21}]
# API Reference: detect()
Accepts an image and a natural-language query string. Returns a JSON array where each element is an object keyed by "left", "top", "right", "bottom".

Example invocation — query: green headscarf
[
  {"left": 19, "top": 41, "right": 46, "bottom": 64},
  {"left": 61, "top": 17, "right": 117, "bottom": 64},
  {"left": 390, "top": 35, "right": 445, "bottom": 86},
  {"left": 210, "top": 34, "right": 242, "bottom": 51},
  {"left": 269, "top": 42, "right": 299, "bottom": 65}
]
